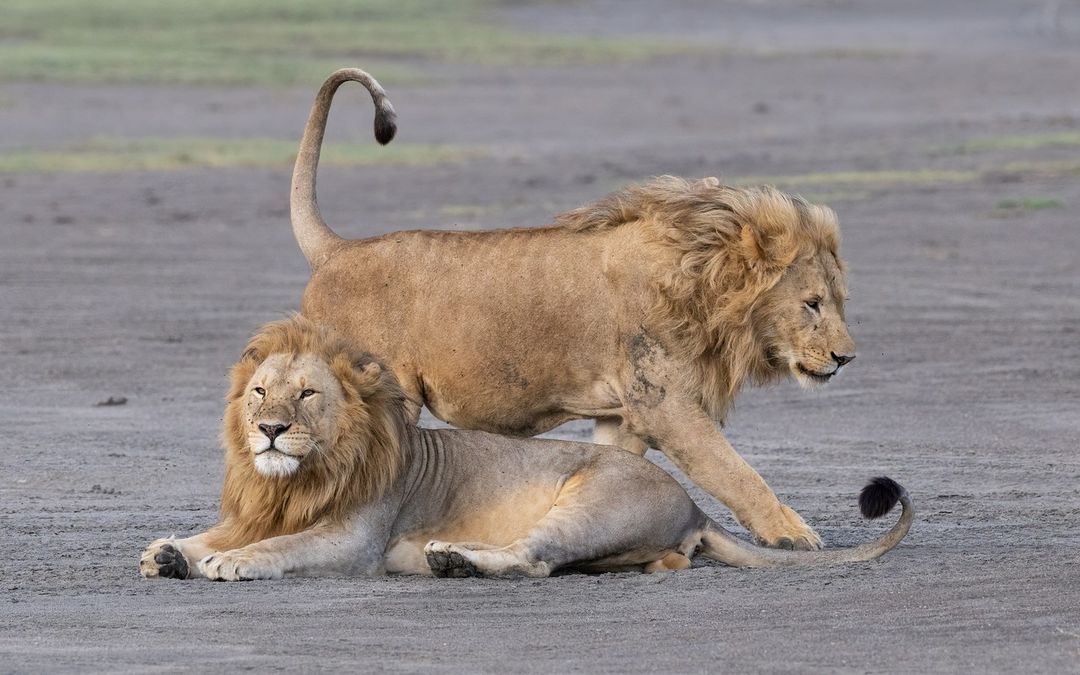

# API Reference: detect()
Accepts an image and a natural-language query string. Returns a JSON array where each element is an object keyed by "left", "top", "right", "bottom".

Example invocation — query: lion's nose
[
  {"left": 832, "top": 352, "right": 856, "bottom": 367},
  {"left": 259, "top": 422, "right": 291, "bottom": 440}
]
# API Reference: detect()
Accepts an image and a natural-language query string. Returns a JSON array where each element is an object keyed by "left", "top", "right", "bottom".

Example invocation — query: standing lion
[{"left": 290, "top": 68, "right": 857, "bottom": 550}]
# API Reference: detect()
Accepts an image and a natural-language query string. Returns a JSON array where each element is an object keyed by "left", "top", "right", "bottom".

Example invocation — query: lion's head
[
  {"left": 755, "top": 240, "right": 854, "bottom": 389},
  {"left": 216, "top": 316, "right": 408, "bottom": 545},
  {"left": 556, "top": 176, "right": 855, "bottom": 418}
]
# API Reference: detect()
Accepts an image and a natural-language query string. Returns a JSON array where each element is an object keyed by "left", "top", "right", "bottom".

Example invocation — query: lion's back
[{"left": 301, "top": 227, "right": 643, "bottom": 432}]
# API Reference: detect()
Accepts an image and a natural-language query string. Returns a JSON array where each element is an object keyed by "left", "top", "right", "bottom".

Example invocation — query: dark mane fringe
[
  {"left": 556, "top": 176, "right": 842, "bottom": 420},
  {"left": 208, "top": 315, "right": 410, "bottom": 549}
]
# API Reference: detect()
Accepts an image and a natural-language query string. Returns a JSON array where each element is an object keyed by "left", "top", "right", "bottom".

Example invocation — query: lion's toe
[
  {"left": 796, "top": 534, "right": 823, "bottom": 551},
  {"left": 753, "top": 505, "right": 824, "bottom": 551},
  {"left": 198, "top": 550, "right": 280, "bottom": 581},
  {"left": 756, "top": 531, "right": 822, "bottom": 551},
  {"left": 787, "top": 535, "right": 822, "bottom": 551},
  {"left": 199, "top": 553, "right": 239, "bottom": 581}
]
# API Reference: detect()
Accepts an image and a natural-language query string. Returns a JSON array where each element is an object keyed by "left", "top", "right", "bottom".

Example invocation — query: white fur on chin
[
  {"left": 254, "top": 451, "right": 301, "bottom": 478},
  {"left": 791, "top": 364, "right": 839, "bottom": 391}
]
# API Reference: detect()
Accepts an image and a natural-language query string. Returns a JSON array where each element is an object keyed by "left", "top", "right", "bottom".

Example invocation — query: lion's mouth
[
  {"left": 255, "top": 446, "right": 301, "bottom": 458},
  {"left": 252, "top": 445, "right": 303, "bottom": 479},
  {"left": 796, "top": 363, "right": 837, "bottom": 383}
]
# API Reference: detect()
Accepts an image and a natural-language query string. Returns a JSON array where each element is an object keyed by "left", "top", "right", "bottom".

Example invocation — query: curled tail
[
  {"left": 698, "top": 477, "right": 913, "bottom": 567},
  {"left": 291, "top": 67, "right": 397, "bottom": 269}
]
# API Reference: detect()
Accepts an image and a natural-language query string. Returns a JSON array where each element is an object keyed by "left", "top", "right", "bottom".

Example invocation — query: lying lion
[
  {"left": 140, "top": 317, "right": 910, "bottom": 581},
  {"left": 287, "top": 68, "right": 860, "bottom": 551}
]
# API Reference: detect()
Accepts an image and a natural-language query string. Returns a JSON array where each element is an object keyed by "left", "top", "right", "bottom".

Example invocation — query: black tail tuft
[
  {"left": 374, "top": 108, "right": 397, "bottom": 145},
  {"left": 859, "top": 476, "right": 905, "bottom": 519}
]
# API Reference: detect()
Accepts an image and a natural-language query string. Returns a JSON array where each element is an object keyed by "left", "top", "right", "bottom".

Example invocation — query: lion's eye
[
  {"left": 805, "top": 299, "right": 821, "bottom": 312},
  {"left": 299, "top": 389, "right": 317, "bottom": 400},
  {"left": 253, "top": 387, "right": 266, "bottom": 397}
]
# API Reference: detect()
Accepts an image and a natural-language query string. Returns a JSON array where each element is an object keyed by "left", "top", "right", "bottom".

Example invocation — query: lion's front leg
[
  {"left": 637, "top": 400, "right": 822, "bottom": 551},
  {"left": 196, "top": 525, "right": 377, "bottom": 581},
  {"left": 198, "top": 546, "right": 285, "bottom": 581}
]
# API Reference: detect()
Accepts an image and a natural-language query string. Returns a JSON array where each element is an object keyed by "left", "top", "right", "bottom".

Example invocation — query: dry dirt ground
[{"left": 3, "top": 1, "right": 1080, "bottom": 672}]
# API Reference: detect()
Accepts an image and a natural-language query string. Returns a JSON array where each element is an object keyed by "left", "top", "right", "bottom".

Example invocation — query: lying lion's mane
[
  {"left": 556, "top": 176, "right": 842, "bottom": 420},
  {"left": 209, "top": 316, "right": 409, "bottom": 549}
]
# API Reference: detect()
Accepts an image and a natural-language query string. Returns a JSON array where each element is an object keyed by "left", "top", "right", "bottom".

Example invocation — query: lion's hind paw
[{"left": 424, "top": 541, "right": 481, "bottom": 578}]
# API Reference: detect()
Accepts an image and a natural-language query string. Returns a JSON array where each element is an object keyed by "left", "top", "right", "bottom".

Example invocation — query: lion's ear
[
  {"left": 737, "top": 220, "right": 797, "bottom": 272},
  {"left": 735, "top": 190, "right": 803, "bottom": 271},
  {"left": 357, "top": 361, "right": 382, "bottom": 378},
  {"left": 352, "top": 358, "right": 383, "bottom": 389},
  {"left": 240, "top": 347, "right": 262, "bottom": 363}
]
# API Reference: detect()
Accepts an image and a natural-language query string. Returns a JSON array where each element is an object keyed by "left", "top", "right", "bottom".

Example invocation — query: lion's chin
[
  {"left": 253, "top": 450, "right": 302, "bottom": 478},
  {"left": 790, "top": 362, "right": 837, "bottom": 390}
]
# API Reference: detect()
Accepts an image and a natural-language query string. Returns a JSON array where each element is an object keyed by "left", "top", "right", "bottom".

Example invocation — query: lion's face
[
  {"left": 241, "top": 353, "right": 346, "bottom": 478},
  {"left": 761, "top": 251, "right": 855, "bottom": 389}
]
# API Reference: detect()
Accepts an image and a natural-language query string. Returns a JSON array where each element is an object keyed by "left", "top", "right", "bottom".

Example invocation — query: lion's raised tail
[
  {"left": 291, "top": 67, "right": 397, "bottom": 269},
  {"left": 698, "top": 477, "right": 913, "bottom": 567}
]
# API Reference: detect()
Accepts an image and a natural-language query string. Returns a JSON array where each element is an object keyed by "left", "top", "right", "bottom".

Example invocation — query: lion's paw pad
[
  {"left": 141, "top": 540, "right": 189, "bottom": 580},
  {"left": 425, "top": 542, "right": 480, "bottom": 578}
]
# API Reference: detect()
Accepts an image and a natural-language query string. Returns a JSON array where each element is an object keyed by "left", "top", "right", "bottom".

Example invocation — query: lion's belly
[
  {"left": 422, "top": 373, "right": 624, "bottom": 438},
  {"left": 427, "top": 396, "right": 576, "bottom": 437}
]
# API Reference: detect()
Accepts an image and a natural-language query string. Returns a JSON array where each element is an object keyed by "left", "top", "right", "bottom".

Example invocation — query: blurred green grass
[
  {"left": 0, "top": 0, "right": 694, "bottom": 85},
  {"left": 0, "top": 137, "right": 480, "bottom": 172},
  {"left": 735, "top": 159, "right": 1080, "bottom": 190},
  {"left": 736, "top": 167, "right": 979, "bottom": 188},
  {"left": 929, "top": 131, "right": 1080, "bottom": 155},
  {"left": 994, "top": 196, "right": 1064, "bottom": 211}
]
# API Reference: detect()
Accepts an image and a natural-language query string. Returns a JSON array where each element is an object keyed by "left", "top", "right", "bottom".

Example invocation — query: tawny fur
[
  {"left": 209, "top": 318, "right": 408, "bottom": 550},
  {"left": 283, "top": 67, "right": 857, "bottom": 551},
  {"left": 140, "top": 318, "right": 911, "bottom": 582},
  {"left": 556, "top": 176, "right": 844, "bottom": 418}
]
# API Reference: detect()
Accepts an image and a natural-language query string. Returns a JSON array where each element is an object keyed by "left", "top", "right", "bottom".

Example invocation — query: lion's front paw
[
  {"left": 198, "top": 549, "right": 281, "bottom": 581},
  {"left": 751, "top": 504, "right": 823, "bottom": 551},
  {"left": 141, "top": 538, "right": 190, "bottom": 580}
]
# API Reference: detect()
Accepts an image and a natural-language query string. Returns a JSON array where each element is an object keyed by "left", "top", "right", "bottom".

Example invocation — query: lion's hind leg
[
  {"left": 424, "top": 524, "right": 695, "bottom": 578},
  {"left": 424, "top": 540, "right": 550, "bottom": 578},
  {"left": 425, "top": 456, "right": 703, "bottom": 579}
]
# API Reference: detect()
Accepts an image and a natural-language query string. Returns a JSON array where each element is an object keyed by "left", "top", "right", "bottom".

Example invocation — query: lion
[
  {"left": 140, "top": 317, "right": 911, "bottom": 581},
  {"left": 290, "top": 67, "right": 858, "bottom": 551}
]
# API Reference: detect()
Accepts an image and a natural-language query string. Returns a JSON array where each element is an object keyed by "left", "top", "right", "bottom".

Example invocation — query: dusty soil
[{"left": 3, "top": 1, "right": 1080, "bottom": 671}]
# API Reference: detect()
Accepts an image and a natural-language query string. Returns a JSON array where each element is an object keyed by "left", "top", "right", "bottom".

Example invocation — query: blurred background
[{"left": 3, "top": 1, "right": 1080, "bottom": 671}]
